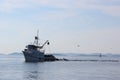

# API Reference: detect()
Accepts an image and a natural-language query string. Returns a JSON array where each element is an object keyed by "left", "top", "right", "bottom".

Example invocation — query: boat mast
[
  {"left": 35, "top": 30, "right": 49, "bottom": 48},
  {"left": 35, "top": 30, "right": 39, "bottom": 46},
  {"left": 37, "top": 30, "right": 39, "bottom": 46}
]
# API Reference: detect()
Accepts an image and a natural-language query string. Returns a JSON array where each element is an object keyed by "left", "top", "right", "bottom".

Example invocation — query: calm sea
[{"left": 0, "top": 54, "right": 120, "bottom": 80}]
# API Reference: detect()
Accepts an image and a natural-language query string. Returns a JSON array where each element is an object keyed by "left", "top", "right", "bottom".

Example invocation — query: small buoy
[{"left": 77, "top": 45, "right": 80, "bottom": 47}]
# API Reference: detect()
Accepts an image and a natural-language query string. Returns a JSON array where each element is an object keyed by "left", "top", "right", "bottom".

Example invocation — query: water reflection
[{"left": 22, "top": 62, "right": 43, "bottom": 80}]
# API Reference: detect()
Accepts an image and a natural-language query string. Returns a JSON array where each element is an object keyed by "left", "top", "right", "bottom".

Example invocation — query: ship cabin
[{"left": 26, "top": 45, "right": 42, "bottom": 51}]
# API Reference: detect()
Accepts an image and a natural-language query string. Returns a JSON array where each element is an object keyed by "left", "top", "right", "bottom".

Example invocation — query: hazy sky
[{"left": 0, "top": 0, "right": 120, "bottom": 54}]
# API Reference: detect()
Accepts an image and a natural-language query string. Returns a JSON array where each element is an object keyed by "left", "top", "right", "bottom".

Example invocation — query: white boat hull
[{"left": 23, "top": 51, "right": 44, "bottom": 62}]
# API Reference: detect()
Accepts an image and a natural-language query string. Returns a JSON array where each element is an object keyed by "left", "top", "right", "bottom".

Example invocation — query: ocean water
[{"left": 0, "top": 54, "right": 120, "bottom": 80}]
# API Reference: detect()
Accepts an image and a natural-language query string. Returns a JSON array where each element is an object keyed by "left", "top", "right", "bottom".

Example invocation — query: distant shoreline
[{"left": 0, "top": 52, "right": 120, "bottom": 57}]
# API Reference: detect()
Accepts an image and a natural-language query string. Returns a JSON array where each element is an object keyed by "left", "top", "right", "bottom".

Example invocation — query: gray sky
[{"left": 0, "top": 0, "right": 120, "bottom": 54}]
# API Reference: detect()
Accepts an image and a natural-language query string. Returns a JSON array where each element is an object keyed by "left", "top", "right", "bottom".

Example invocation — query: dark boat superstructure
[{"left": 22, "top": 31, "right": 57, "bottom": 62}]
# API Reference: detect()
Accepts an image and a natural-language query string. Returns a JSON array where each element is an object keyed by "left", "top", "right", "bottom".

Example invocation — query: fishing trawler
[{"left": 22, "top": 31, "right": 58, "bottom": 62}]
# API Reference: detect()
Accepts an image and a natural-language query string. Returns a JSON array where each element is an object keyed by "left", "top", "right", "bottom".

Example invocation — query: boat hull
[{"left": 23, "top": 51, "right": 44, "bottom": 62}]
